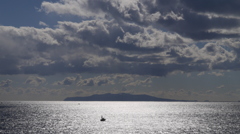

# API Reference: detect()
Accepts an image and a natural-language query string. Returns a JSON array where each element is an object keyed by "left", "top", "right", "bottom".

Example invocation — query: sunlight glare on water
[{"left": 1, "top": 101, "right": 240, "bottom": 134}]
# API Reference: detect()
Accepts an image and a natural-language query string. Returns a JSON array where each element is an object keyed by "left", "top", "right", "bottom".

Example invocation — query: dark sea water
[{"left": 0, "top": 101, "right": 240, "bottom": 134}]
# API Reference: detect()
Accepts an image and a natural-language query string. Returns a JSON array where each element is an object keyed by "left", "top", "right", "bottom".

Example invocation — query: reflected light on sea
[{"left": 1, "top": 101, "right": 240, "bottom": 134}]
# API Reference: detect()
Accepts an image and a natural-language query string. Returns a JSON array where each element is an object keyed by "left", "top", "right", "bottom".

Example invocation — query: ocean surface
[{"left": 0, "top": 101, "right": 240, "bottom": 134}]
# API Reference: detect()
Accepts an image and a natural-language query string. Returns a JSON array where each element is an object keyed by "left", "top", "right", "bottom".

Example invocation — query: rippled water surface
[{"left": 1, "top": 101, "right": 240, "bottom": 134}]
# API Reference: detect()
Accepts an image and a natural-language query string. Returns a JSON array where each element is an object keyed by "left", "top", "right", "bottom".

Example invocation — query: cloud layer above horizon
[{"left": 1, "top": 0, "right": 240, "bottom": 77}]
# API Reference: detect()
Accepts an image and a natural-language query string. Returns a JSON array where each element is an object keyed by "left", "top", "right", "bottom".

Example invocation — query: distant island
[{"left": 64, "top": 93, "right": 194, "bottom": 101}]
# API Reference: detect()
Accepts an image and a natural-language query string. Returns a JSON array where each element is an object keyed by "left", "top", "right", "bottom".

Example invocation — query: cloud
[
  {"left": 41, "top": 0, "right": 105, "bottom": 18},
  {"left": 208, "top": 71, "right": 225, "bottom": 77},
  {"left": 40, "top": 0, "right": 240, "bottom": 40},
  {"left": 77, "top": 75, "right": 114, "bottom": 86},
  {"left": 39, "top": 21, "right": 48, "bottom": 27},
  {"left": 181, "top": 0, "right": 240, "bottom": 16},
  {"left": 0, "top": 0, "right": 239, "bottom": 77},
  {"left": 206, "top": 90, "right": 215, "bottom": 94},
  {"left": 125, "top": 78, "right": 152, "bottom": 86},
  {"left": 0, "top": 79, "right": 12, "bottom": 87},
  {"left": 82, "top": 74, "right": 153, "bottom": 87},
  {"left": 217, "top": 85, "right": 225, "bottom": 89},
  {"left": 54, "top": 75, "right": 81, "bottom": 86},
  {"left": 197, "top": 72, "right": 205, "bottom": 76},
  {"left": 54, "top": 77, "right": 76, "bottom": 86},
  {"left": 24, "top": 76, "right": 46, "bottom": 86}
]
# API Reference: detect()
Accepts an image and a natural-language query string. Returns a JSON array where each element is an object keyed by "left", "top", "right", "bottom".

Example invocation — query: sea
[{"left": 0, "top": 101, "right": 240, "bottom": 134}]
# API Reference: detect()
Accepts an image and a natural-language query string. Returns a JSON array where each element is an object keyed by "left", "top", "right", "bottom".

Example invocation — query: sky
[{"left": 0, "top": 0, "right": 240, "bottom": 101}]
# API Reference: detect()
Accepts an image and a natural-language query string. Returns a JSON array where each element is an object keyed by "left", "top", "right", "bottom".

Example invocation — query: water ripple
[{"left": 0, "top": 101, "right": 240, "bottom": 133}]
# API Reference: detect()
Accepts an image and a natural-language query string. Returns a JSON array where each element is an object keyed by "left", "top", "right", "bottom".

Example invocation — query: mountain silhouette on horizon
[{"left": 64, "top": 93, "right": 191, "bottom": 101}]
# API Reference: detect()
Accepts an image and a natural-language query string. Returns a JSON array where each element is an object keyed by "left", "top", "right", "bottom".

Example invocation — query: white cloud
[
  {"left": 116, "top": 25, "right": 191, "bottom": 49},
  {"left": 54, "top": 77, "right": 77, "bottom": 86},
  {"left": 41, "top": 0, "right": 105, "bottom": 18},
  {"left": 197, "top": 72, "right": 205, "bottom": 76},
  {"left": 24, "top": 76, "right": 46, "bottom": 86},
  {"left": 39, "top": 21, "right": 48, "bottom": 27},
  {"left": 209, "top": 72, "right": 224, "bottom": 77},
  {"left": 162, "top": 11, "right": 184, "bottom": 21}
]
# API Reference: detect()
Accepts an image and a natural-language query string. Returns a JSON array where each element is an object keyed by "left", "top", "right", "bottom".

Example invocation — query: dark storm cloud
[
  {"left": 84, "top": 0, "right": 240, "bottom": 40},
  {"left": 158, "top": 11, "right": 240, "bottom": 40},
  {"left": 41, "top": 0, "right": 240, "bottom": 41},
  {"left": 145, "top": 0, "right": 240, "bottom": 40},
  {"left": 181, "top": 0, "right": 240, "bottom": 15},
  {"left": 0, "top": 0, "right": 240, "bottom": 76}
]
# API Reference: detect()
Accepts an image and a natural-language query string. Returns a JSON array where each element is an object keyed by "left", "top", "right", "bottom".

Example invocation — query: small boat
[{"left": 100, "top": 116, "right": 106, "bottom": 121}]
